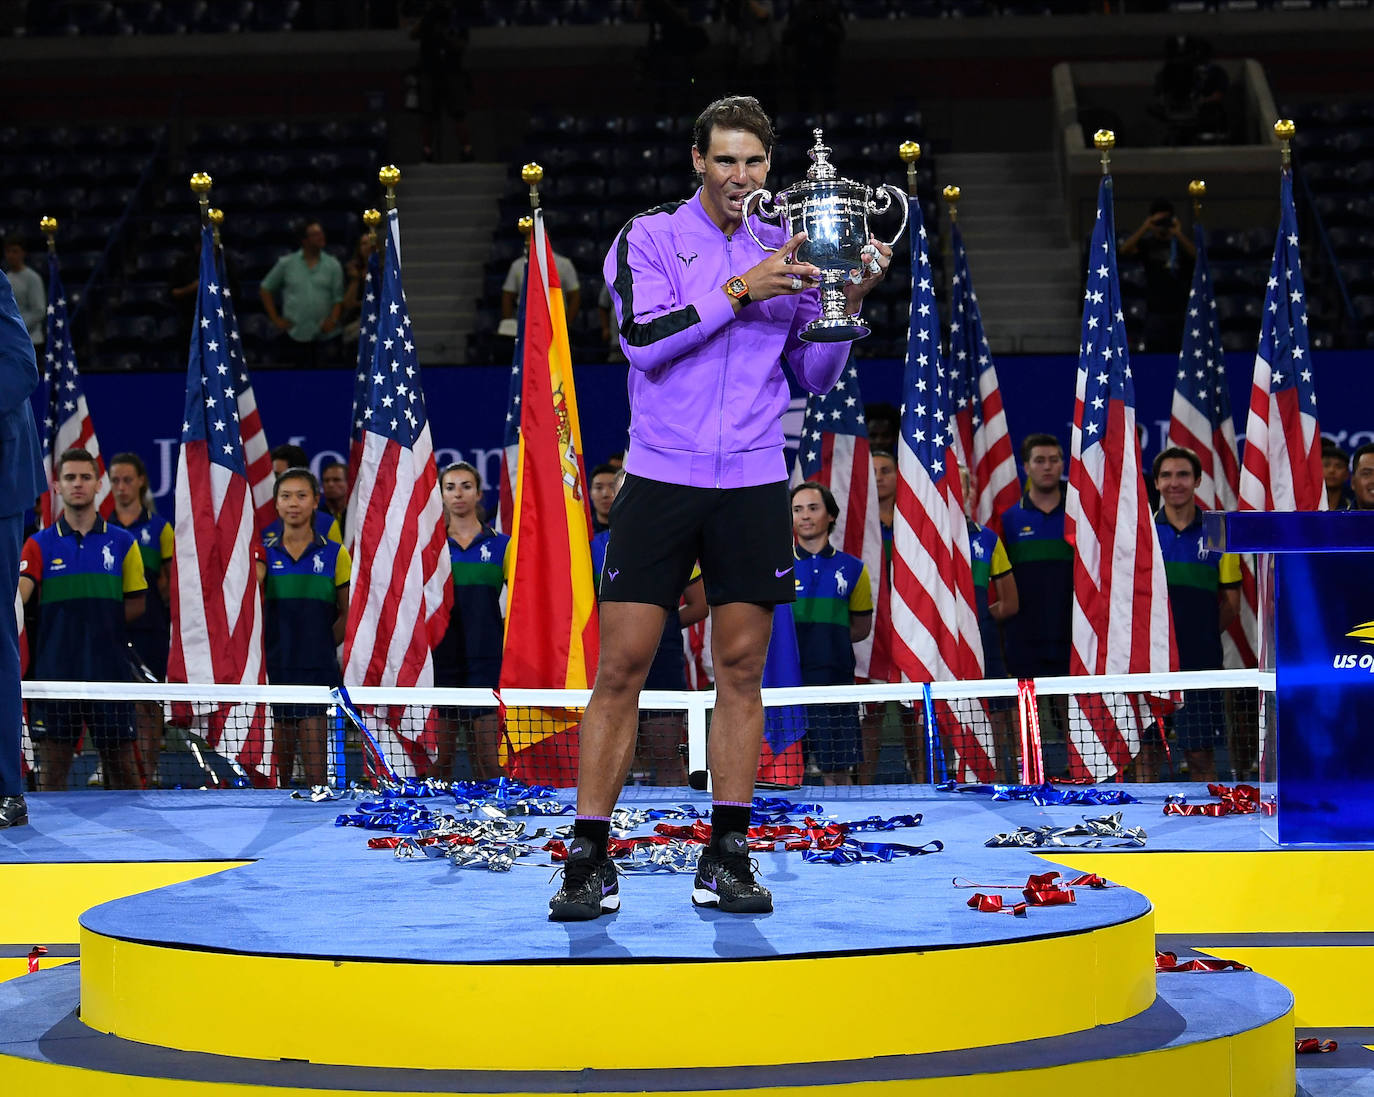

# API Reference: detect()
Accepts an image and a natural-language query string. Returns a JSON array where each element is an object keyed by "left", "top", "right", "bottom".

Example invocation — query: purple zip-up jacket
[{"left": 603, "top": 190, "right": 852, "bottom": 489}]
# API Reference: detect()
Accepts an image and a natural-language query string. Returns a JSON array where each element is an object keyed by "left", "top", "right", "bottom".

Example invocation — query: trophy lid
[{"left": 805, "top": 128, "right": 838, "bottom": 182}]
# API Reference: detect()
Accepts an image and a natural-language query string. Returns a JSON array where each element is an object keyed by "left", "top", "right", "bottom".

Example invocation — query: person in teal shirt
[{"left": 259, "top": 220, "right": 344, "bottom": 367}]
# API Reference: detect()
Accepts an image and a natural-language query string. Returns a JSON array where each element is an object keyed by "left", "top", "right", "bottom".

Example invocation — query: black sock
[
  {"left": 572, "top": 816, "right": 611, "bottom": 859},
  {"left": 710, "top": 801, "right": 752, "bottom": 846}
]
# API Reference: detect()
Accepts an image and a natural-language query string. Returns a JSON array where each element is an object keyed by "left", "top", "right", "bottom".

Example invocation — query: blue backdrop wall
[{"left": 72, "top": 349, "right": 1372, "bottom": 519}]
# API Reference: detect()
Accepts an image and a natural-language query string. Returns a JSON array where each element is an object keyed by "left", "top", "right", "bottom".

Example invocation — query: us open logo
[{"left": 1333, "top": 621, "right": 1374, "bottom": 671}]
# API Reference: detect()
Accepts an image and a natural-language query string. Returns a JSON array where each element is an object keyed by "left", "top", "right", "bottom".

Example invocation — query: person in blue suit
[{"left": 0, "top": 271, "right": 46, "bottom": 827}]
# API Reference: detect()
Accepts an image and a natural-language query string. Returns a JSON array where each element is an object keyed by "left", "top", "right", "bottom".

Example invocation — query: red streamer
[
  {"left": 1155, "top": 950, "right": 1251, "bottom": 973},
  {"left": 1295, "top": 1037, "right": 1338, "bottom": 1054},
  {"left": 1163, "top": 784, "right": 1276, "bottom": 818},
  {"left": 27, "top": 946, "right": 47, "bottom": 974}
]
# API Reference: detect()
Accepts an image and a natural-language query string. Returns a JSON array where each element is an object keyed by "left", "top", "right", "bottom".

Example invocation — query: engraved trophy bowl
[{"left": 740, "top": 128, "right": 907, "bottom": 343}]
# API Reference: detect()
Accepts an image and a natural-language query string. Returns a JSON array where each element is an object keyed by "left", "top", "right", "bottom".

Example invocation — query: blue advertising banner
[{"left": 70, "top": 349, "right": 1372, "bottom": 520}]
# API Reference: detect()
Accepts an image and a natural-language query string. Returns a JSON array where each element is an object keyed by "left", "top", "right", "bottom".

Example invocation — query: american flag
[
  {"left": 215, "top": 245, "right": 274, "bottom": 536},
  {"left": 1066, "top": 176, "right": 1176, "bottom": 781},
  {"left": 345, "top": 249, "right": 380, "bottom": 550},
  {"left": 947, "top": 220, "right": 1019, "bottom": 537},
  {"left": 1166, "top": 222, "right": 1257, "bottom": 669},
  {"left": 889, "top": 194, "right": 994, "bottom": 782},
  {"left": 1238, "top": 168, "right": 1325, "bottom": 514},
  {"left": 791, "top": 355, "right": 883, "bottom": 679},
  {"left": 166, "top": 223, "right": 271, "bottom": 785},
  {"left": 497, "top": 272, "right": 527, "bottom": 533},
  {"left": 341, "top": 206, "right": 452, "bottom": 778},
  {"left": 38, "top": 253, "right": 112, "bottom": 525}
]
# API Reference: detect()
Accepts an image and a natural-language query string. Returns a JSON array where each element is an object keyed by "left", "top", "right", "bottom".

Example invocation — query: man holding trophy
[{"left": 549, "top": 95, "right": 897, "bottom": 921}]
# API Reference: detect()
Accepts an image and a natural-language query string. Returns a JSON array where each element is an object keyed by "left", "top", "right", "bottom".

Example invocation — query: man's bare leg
[{"left": 704, "top": 602, "right": 772, "bottom": 802}]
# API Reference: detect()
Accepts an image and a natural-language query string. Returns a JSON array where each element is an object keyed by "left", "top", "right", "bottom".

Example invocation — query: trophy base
[{"left": 798, "top": 317, "right": 871, "bottom": 343}]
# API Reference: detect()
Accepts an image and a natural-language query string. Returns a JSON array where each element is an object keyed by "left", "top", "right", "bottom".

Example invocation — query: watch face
[{"left": 727, "top": 277, "right": 747, "bottom": 298}]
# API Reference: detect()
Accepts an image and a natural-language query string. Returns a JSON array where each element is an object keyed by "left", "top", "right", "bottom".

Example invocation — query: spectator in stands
[
  {"left": 588, "top": 463, "right": 618, "bottom": 535},
  {"left": 431, "top": 462, "right": 508, "bottom": 781},
  {"left": 109, "top": 452, "right": 173, "bottom": 789},
  {"left": 264, "top": 444, "right": 340, "bottom": 547},
  {"left": 1149, "top": 446, "right": 1241, "bottom": 782},
  {"left": 865, "top": 402, "right": 900, "bottom": 455},
  {"left": 499, "top": 238, "right": 580, "bottom": 344},
  {"left": 340, "top": 232, "right": 376, "bottom": 345},
  {"left": 998, "top": 433, "right": 1073, "bottom": 681},
  {"left": 2, "top": 235, "right": 45, "bottom": 348},
  {"left": 20, "top": 448, "right": 147, "bottom": 793},
  {"left": 790, "top": 482, "right": 873, "bottom": 785},
  {"left": 598, "top": 283, "right": 626, "bottom": 362},
  {"left": 781, "top": 0, "right": 845, "bottom": 113},
  {"left": 320, "top": 460, "right": 349, "bottom": 529},
  {"left": 1351, "top": 443, "right": 1374, "bottom": 511},
  {"left": 256, "top": 468, "right": 351, "bottom": 789},
  {"left": 0, "top": 267, "right": 45, "bottom": 827},
  {"left": 1119, "top": 199, "right": 1195, "bottom": 353},
  {"left": 961, "top": 466, "right": 1019, "bottom": 781},
  {"left": 407, "top": 0, "right": 475, "bottom": 163},
  {"left": 259, "top": 220, "right": 345, "bottom": 368},
  {"left": 1322, "top": 438, "right": 1354, "bottom": 511},
  {"left": 589, "top": 466, "right": 705, "bottom": 786},
  {"left": 1150, "top": 35, "right": 1229, "bottom": 146}
]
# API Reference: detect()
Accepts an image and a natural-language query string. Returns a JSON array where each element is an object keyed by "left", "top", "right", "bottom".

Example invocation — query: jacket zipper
[{"left": 716, "top": 233, "right": 732, "bottom": 489}]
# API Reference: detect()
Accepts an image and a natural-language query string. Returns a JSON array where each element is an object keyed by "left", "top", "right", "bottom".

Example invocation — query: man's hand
[
  {"left": 739, "top": 232, "right": 822, "bottom": 303},
  {"left": 271, "top": 315, "right": 292, "bottom": 332},
  {"left": 320, "top": 316, "right": 338, "bottom": 334},
  {"left": 842, "top": 236, "right": 893, "bottom": 309}
]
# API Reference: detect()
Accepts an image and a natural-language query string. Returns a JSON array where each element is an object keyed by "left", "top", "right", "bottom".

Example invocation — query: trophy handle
[
  {"left": 739, "top": 189, "right": 780, "bottom": 253},
  {"left": 870, "top": 184, "right": 909, "bottom": 250}
]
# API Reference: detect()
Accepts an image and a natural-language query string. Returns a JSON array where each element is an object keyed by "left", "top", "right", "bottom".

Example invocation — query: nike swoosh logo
[
  {"left": 775, "top": 567, "right": 792, "bottom": 578},
  {"left": 602, "top": 881, "right": 616, "bottom": 895}
]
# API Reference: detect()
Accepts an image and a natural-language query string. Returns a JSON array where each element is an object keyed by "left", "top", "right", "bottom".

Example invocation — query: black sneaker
[
  {"left": 0, "top": 795, "right": 26, "bottom": 829},
  {"left": 548, "top": 837, "right": 620, "bottom": 921},
  {"left": 692, "top": 832, "right": 772, "bottom": 913}
]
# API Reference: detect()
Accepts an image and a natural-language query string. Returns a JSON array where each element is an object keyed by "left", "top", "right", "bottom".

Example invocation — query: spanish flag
[{"left": 499, "top": 209, "right": 599, "bottom": 785}]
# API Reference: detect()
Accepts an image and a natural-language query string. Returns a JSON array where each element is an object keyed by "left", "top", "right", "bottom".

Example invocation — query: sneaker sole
[
  {"left": 548, "top": 893, "right": 620, "bottom": 922},
  {"left": 691, "top": 888, "right": 772, "bottom": 914}
]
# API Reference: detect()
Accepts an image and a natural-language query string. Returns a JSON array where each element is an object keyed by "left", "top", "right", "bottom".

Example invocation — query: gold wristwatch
[{"left": 724, "top": 275, "right": 751, "bottom": 307}]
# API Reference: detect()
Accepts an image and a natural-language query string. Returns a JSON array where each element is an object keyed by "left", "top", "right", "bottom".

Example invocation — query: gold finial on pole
[
  {"left": 363, "top": 208, "right": 382, "bottom": 249},
  {"left": 1188, "top": 179, "right": 1206, "bottom": 220},
  {"left": 517, "top": 215, "right": 534, "bottom": 238},
  {"left": 1093, "top": 130, "right": 1115, "bottom": 176},
  {"left": 1274, "top": 119, "right": 1296, "bottom": 170},
  {"left": 379, "top": 165, "right": 401, "bottom": 211},
  {"left": 522, "top": 163, "right": 544, "bottom": 211},
  {"left": 208, "top": 207, "right": 224, "bottom": 250},
  {"left": 189, "top": 172, "right": 213, "bottom": 225},
  {"left": 39, "top": 216, "right": 58, "bottom": 254},
  {"left": 942, "top": 184, "right": 961, "bottom": 224},
  {"left": 898, "top": 141, "right": 920, "bottom": 197}
]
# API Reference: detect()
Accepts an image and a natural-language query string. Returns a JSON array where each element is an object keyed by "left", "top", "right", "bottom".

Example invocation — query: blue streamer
[
  {"left": 922, "top": 684, "right": 948, "bottom": 786},
  {"left": 951, "top": 783, "right": 1140, "bottom": 807},
  {"left": 802, "top": 838, "right": 944, "bottom": 864},
  {"left": 331, "top": 686, "right": 400, "bottom": 785}
]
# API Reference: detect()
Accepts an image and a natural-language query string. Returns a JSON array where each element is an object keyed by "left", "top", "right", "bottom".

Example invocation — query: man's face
[
  {"left": 590, "top": 473, "right": 618, "bottom": 522},
  {"left": 3, "top": 243, "right": 23, "bottom": 271},
  {"left": 791, "top": 488, "right": 829, "bottom": 542},
  {"left": 1354, "top": 455, "right": 1374, "bottom": 508},
  {"left": 1323, "top": 455, "right": 1349, "bottom": 491},
  {"left": 442, "top": 470, "right": 478, "bottom": 518},
  {"left": 109, "top": 463, "right": 142, "bottom": 509},
  {"left": 58, "top": 461, "right": 99, "bottom": 510},
  {"left": 274, "top": 478, "right": 317, "bottom": 527},
  {"left": 872, "top": 454, "right": 896, "bottom": 504},
  {"left": 1024, "top": 445, "right": 1063, "bottom": 491},
  {"left": 321, "top": 467, "right": 348, "bottom": 506},
  {"left": 690, "top": 126, "right": 770, "bottom": 231},
  {"left": 1154, "top": 457, "right": 1198, "bottom": 509},
  {"left": 303, "top": 223, "right": 326, "bottom": 251}
]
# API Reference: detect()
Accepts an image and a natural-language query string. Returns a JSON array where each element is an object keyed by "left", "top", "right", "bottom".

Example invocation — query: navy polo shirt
[
  {"left": 20, "top": 515, "right": 147, "bottom": 681},
  {"left": 112, "top": 508, "right": 173, "bottom": 647},
  {"left": 1155, "top": 509, "right": 1241, "bottom": 671},
  {"left": 997, "top": 491, "right": 1073, "bottom": 677},
  {"left": 792, "top": 543, "right": 872, "bottom": 684},
  {"left": 262, "top": 534, "right": 350, "bottom": 681},
  {"left": 262, "top": 509, "right": 340, "bottom": 549},
  {"left": 434, "top": 526, "right": 509, "bottom": 686}
]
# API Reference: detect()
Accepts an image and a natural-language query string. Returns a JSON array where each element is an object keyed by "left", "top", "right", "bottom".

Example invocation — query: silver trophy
[{"left": 741, "top": 129, "right": 908, "bottom": 342}]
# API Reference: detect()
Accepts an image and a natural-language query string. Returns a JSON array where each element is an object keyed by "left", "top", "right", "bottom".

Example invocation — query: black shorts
[
  {"left": 30, "top": 700, "right": 136, "bottom": 747},
  {"left": 600, "top": 474, "right": 796, "bottom": 609}
]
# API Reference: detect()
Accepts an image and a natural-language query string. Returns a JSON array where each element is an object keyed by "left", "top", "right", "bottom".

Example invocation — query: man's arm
[
  {"left": 122, "top": 541, "right": 148, "bottom": 623},
  {"left": 0, "top": 271, "right": 39, "bottom": 415},
  {"left": 259, "top": 260, "right": 292, "bottom": 331}
]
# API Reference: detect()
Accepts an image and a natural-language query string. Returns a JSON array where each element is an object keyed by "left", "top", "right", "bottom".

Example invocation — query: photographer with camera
[{"left": 1120, "top": 197, "right": 1195, "bottom": 354}]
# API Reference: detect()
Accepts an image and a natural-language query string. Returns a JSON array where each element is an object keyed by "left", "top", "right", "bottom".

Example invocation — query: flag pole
[
  {"left": 522, "top": 162, "right": 543, "bottom": 211},
  {"left": 40, "top": 215, "right": 57, "bottom": 257},
  {"left": 1189, "top": 178, "right": 1206, "bottom": 222},
  {"left": 380, "top": 164, "right": 400, "bottom": 211},
  {"left": 1275, "top": 118, "right": 1295, "bottom": 172},
  {"left": 208, "top": 206, "right": 224, "bottom": 250},
  {"left": 942, "top": 184, "right": 960, "bottom": 223},
  {"left": 190, "top": 171, "right": 213, "bottom": 226},
  {"left": 1094, "top": 128, "right": 1114, "bottom": 176},
  {"left": 363, "top": 207, "right": 381, "bottom": 250}
]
